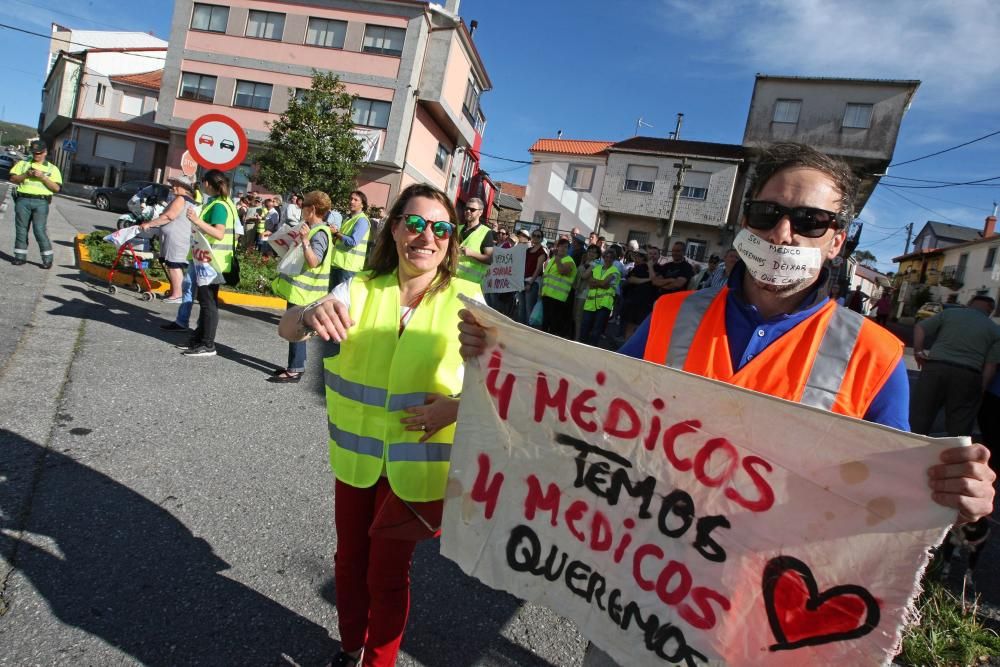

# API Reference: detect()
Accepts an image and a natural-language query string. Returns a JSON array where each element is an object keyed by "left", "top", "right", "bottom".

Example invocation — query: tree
[
  {"left": 255, "top": 71, "right": 365, "bottom": 211},
  {"left": 853, "top": 250, "right": 878, "bottom": 267}
]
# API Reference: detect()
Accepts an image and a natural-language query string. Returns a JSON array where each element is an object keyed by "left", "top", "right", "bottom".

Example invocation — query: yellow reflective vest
[
  {"left": 456, "top": 223, "right": 491, "bottom": 283},
  {"left": 325, "top": 271, "right": 483, "bottom": 501},
  {"left": 330, "top": 213, "right": 370, "bottom": 272},
  {"left": 271, "top": 224, "right": 333, "bottom": 306},
  {"left": 191, "top": 197, "right": 238, "bottom": 273},
  {"left": 540, "top": 255, "right": 577, "bottom": 302},
  {"left": 12, "top": 160, "right": 62, "bottom": 196},
  {"left": 584, "top": 263, "right": 620, "bottom": 312}
]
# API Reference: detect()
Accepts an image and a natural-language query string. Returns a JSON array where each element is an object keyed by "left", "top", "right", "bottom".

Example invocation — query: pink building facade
[{"left": 156, "top": 0, "right": 491, "bottom": 209}]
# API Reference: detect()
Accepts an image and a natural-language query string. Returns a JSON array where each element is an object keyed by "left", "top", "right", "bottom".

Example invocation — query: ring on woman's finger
[{"left": 421, "top": 424, "right": 427, "bottom": 431}]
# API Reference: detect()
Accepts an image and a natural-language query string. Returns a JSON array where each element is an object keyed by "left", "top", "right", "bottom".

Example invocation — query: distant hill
[{"left": 0, "top": 121, "right": 38, "bottom": 151}]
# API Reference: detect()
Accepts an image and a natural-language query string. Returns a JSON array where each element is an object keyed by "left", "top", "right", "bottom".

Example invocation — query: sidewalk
[{"left": 0, "top": 191, "right": 583, "bottom": 666}]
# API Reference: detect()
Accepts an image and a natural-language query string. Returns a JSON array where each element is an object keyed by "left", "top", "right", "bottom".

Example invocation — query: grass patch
[
  {"left": 82, "top": 231, "right": 278, "bottom": 295},
  {"left": 900, "top": 578, "right": 1000, "bottom": 666}
]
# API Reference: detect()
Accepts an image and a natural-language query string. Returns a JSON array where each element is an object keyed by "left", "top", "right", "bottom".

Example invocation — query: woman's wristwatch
[{"left": 298, "top": 301, "right": 325, "bottom": 337}]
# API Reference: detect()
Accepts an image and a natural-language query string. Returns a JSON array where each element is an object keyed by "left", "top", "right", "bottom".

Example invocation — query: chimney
[
  {"left": 556, "top": 130, "right": 563, "bottom": 140},
  {"left": 469, "top": 19, "right": 478, "bottom": 36},
  {"left": 986, "top": 215, "right": 997, "bottom": 238}
]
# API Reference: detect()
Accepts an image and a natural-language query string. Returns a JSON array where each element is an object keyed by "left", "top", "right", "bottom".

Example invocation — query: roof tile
[
  {"left": 110, "top": 69, "right": 163, "bottom": 91},
  {"left": 611, "top": 136, "right": 745, "bottom": 160},
  {"left": 529, "top": 139, "right": 614, "bottom": 156}
]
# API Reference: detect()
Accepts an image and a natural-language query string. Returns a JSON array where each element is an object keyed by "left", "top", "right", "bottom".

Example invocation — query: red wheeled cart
[{"left": 107, "top": 236, "right": 159, "bottom": 301}]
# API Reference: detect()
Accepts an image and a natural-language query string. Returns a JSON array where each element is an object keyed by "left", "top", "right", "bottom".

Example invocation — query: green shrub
[{"left": 81, "top": 232, "right": 278, "bottom": 295}]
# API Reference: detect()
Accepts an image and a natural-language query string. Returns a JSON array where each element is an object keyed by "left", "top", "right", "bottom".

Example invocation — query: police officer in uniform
[{"left": 9, "top": 140, "right": 63, "bottom": 267}]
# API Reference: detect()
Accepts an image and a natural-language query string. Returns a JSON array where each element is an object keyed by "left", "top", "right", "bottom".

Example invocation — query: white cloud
[{"left": 661, "top": 0, "right": 1000, "bottom": 109}]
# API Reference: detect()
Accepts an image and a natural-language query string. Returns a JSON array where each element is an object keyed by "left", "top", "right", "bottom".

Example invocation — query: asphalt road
[{"left": 0, "top": 193, "right": 586, "bottom": 666}]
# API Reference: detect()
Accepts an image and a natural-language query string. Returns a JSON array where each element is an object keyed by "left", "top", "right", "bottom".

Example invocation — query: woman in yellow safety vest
[
  {"left": 328, "top": 190, "right": 371, "bottom": 288},
  {"left": 182, "top": 169, "right": 237, "bottom": 357},
  {"left": 278, "top": 184, "right": 482, "bottom": 667},
  {"left": 268, "top": 190, "right": 334, "bottom": 383},
  {"left": 539, "top": 237, "right": 578, "bottom": 339},
  {"left": 578, "top": 248, "right": 621, "bottom": 346}
]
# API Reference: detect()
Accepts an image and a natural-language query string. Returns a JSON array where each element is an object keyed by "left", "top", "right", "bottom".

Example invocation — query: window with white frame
[
  {"left": 178, "top": 73, "right": 216, "bottom": 102},
  {"left": 772, "top": 99, "right": 801, "bottom": 124},
  {"left": 306, "top": 17, "right": 347, "bottom": 49},
  {"left": 680, "top": 171, "right": 711, "bottom": 200},
  {"left": 119, "top": 94, "right": 143, "bottom": 116},
  {"left": 567, "top": 164, "right": 595, "bottom": 191},
  {"left": 351, "top": 98, "right": 391, "bottom": 129},
  {"left": 624, "top": 164, "right": 656, "bottom": 193},
  {"left": 434, "top": 143, "right": 450, "bottom": 170},
  {"left": 686, "top": 239, "right": 707, "bottom": 262},
  {"left": 362, "top": 25, "right": 405, "bottom": 56},
  {"left": 462, "top": 78, "right": 481, "bottom": 125},
  {"left": 246, "top": 10, "right": 285, "bottom": 40},
  {"left": 95, "top": 82, "right": 107, "bottom": 106},
  {"left": 233, "top": 80, "right": 273, "bottom": 111},
  {"left": 843, "top": 103, "right": 873, "bottom": 129},
  {"left": 191, "top": 3, "right": 229, "bottom": 32}
]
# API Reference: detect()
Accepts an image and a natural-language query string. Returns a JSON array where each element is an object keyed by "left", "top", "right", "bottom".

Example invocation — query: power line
[
  {"left": 879, "top": 187, "right": 994, "bottom": 214},
  {"left": 475, "top": 149, "right": 533, "bottom": 164},
  {"left": 8, "top": 0, "right": 144, "bottom": 33},
  {"left": 880, "top": 176, "right": 1000, "bottom": 190},
  {"left": 879, "top": 185, "right": 960, "bottom": 223},
  {"left": 881, "top": 174, "right": 1000, "bottom": 187},
  {"left": 888, "top": 128, "right": 1000, "bottom": 168},
  {"left": 0, "top": 22, "right": 167, "bottom": 61}
]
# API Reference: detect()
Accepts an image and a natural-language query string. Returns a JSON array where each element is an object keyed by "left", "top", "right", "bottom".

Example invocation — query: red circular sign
[{"left": 185, "top": 113, "right": 248, "bottom": 172}]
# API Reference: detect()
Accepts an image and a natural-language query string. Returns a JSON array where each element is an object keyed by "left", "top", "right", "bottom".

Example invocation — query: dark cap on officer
[{"left": 29, "top": 140, "right": 48, "bottom": 153}]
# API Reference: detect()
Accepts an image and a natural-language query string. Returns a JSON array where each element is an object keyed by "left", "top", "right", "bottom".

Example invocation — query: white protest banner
[
  {"left": 442, "top": 298, "right": 958, "bottom": 667},
  {"left": 484, "top": 244, "right": 526, "bottom": 294},
  {"left": 268, "top": 221, "right": 310, "bottom": 258},
  {"left": 191, "top": 230, "right": 220, "bottom": 286}
]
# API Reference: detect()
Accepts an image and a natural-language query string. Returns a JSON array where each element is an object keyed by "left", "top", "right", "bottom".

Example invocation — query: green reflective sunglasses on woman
[{"left": 403, "top": 214, "right": 455, "bottom": 239}]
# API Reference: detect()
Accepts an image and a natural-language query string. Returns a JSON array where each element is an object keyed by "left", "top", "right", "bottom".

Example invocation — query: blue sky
[{"left": 3, "top": 0, "right": 999, "bottom": 273}]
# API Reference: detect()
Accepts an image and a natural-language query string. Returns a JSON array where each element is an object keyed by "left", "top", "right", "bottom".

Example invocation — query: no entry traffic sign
[{"left": 185, "top": 113, "right": 248, "bottom": 172}]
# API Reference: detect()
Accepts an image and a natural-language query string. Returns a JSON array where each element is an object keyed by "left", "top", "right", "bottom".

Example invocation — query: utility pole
[
  {"left": 671, "top": 113, "right": 684, "bottom": 140},
  {"left": 665, "top": 157, "right": 691, "bottom": 243},
  {"left": 903, "top": 222, "right": 914, "bottom": 255}
]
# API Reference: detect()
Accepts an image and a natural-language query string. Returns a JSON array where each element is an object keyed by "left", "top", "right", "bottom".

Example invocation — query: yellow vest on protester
[
  {"left": 541, "top": 255, "right": 577, "bottom": 302},
  {"left": 13, "top": 160, "right": 62, "bottom": 196},
  {"left": 456, "top": 223, "right": 491, "bottom": 283},
  {"left": 584, "top": 263, "right": 620, "bottom": 312},
  {"left": 193, "top": 198, "right": 238, "bottom": 272},
  {"left": 325, "top": 271, "right": 483, "bottom": 502},
  {"left": 271, "top": 225, "right": 333, "bottom": 306},
  {"left": 329, "top": 213, "right": 370, "bottom": 272}
]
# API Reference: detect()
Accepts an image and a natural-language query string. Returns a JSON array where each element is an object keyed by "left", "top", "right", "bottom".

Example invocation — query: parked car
[
  {"left": 915, "top": 302, "right": 963, "bottom": 321},
  {"left": 0, "top": 153, "right": 19, "bottom": 178},
  {"left": 91, "top": 181, "right": 169, "bottom": 212}
]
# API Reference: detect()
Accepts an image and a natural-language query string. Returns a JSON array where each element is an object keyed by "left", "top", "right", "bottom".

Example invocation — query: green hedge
[{"left": 82, "top": 231, "right": 278, "bottom": 295}]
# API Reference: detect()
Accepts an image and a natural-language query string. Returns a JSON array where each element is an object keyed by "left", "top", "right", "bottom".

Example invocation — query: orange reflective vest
[{"left": 642, "top": 286, "right": 903, "bottom": 418}]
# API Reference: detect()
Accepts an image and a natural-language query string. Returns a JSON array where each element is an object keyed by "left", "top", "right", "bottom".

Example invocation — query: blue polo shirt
[{"left": 619, "top": 264, "right": 910, "bottom": 430}]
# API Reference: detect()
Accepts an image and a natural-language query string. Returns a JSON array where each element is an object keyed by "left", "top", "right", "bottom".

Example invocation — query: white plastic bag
[
  {"left": 276, "top": 243, "right": 305, "bottom": 277},
  {"left": 103, "top": 225, "right": 142, "bottom": 249}
]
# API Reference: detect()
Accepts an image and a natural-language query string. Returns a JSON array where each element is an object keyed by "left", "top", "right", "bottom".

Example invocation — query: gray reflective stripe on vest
[
  {"left": 800, "top": 306, "right": 864, "bottom": 410},
  {"left": 337, "top": 244, "right": 367, "bottom": 257},
  {"left": 329, "top": 423, "right": 384, "bottom": 458},
  {"left": 387, "top": 392, "right": 428, "bottom": 412},
  {"left": 388, "top": 442, "right": 452, "bottom": 463},
  {"left": 325, "top": 369, "right": 388, "bottom": 407},
  {"left": 278, "top": 273, "right": 331, "bottom": 292},
  {"left": 665, "top": 286, "right": 723, "bottom": 367},
  {"left": 213, "top": 242, "right": 235, "bottom": 251}
]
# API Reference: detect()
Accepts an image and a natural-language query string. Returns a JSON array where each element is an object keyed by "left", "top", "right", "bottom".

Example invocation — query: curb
[{"left": 74, "top": 235, "right": 287, "bottom": 311}]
